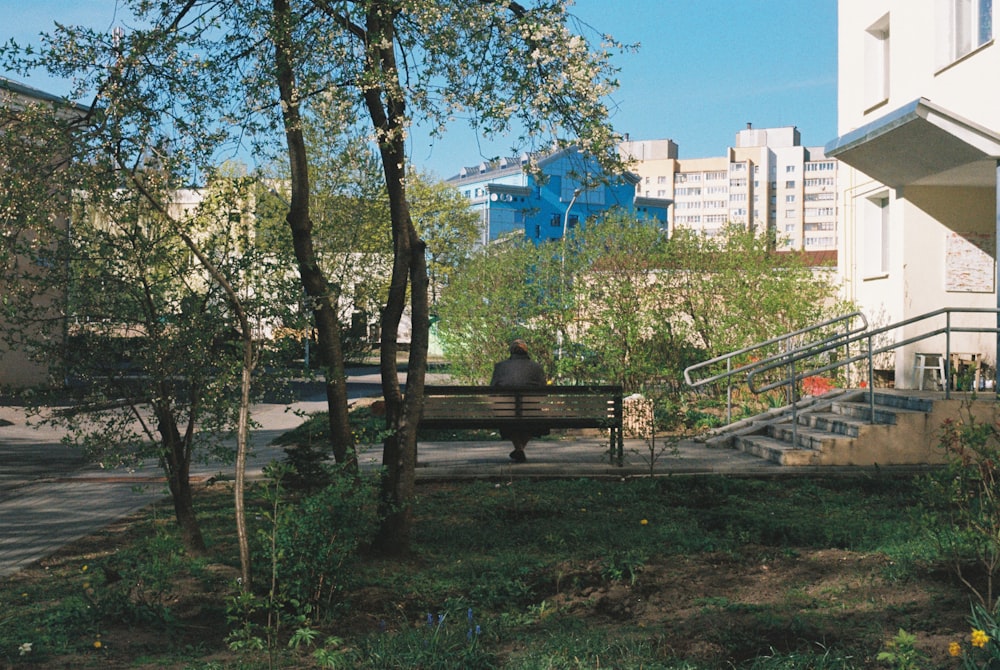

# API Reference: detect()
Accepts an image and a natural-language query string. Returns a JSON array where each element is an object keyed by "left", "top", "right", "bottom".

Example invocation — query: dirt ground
[{"left": 18, "top": 511, "right": 973, "bottom": 669}]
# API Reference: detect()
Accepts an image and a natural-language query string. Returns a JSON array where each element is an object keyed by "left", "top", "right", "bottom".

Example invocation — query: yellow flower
[
  {"left": 949, "top": 641, "right": 962, "bottom": 656},
  {"left": 93, "top": 640, "right": 102, "bottom": 649},
  {"left": 640, "top": 519, "right": 648, "bottom": 526},
  {"left": 971, "top": 629, "right": 990, "bottom": 648}
]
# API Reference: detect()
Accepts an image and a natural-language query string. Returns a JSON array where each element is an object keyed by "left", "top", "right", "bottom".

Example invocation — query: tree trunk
[
  {"left": 272, "top": 0, "right": 356, "bottom": 469},
  {"left": 234, "top": 351, "right": 253, "bottom": 588},
  {"left": 157, "top": 407, "right": 206, "bottom": 554},
  {"left": 361, "top": 4, "right": 430, "bottom": 555}
]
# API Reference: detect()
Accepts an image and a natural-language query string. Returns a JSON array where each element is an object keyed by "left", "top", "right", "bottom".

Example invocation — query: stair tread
[
  {"left": 773, "top": 423, "right": 849, "bottom": 439},
  {"left": 835, "top": 403, "right": 927, "bottom": 414},
  {"left": 739, "top": 434, "right": 818, "bottom": 452}
]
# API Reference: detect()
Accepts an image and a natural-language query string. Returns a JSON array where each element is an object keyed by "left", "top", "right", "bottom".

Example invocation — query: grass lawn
[{"left": 0, "top": 473, "right": 975, "bottom": 668}]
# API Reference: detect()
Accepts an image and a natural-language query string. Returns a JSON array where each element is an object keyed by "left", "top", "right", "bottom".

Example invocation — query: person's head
[{"left": 509, "top": 338, "right": 529, "bottom": 356}]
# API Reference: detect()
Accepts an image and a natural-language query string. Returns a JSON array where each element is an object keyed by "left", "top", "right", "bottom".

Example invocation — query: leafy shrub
[
  {"left": 921, "top": 408, "right": 1000, "bottom": 608},
  {"left": 260, "top": 465, "right": 380, "bottom": 617},
  {"left": 356, "top": 606, "right": 496, "bottom": 669}
]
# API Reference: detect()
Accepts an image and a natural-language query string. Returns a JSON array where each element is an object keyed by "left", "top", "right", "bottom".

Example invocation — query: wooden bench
[{"left": 419, "top": 385, "right": 624, "bottom": 466}]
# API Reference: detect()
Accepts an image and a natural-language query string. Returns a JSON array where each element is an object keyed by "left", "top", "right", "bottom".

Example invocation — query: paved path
[
  {"left": 0, "top": 370, "right": 784, "bottom": 579},
  {"left": 0, "top": 398, "right": 327, "bottom": 578}
]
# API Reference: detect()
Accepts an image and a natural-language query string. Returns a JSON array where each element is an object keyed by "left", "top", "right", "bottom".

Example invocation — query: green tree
[
  {"left": 257, "top": 96, "right": 394, "bottom": 364},
  {"left": 439, "top": 219, "right": 847, "bottom": 395},
  {"left": 407, "top": 171, "right": 480, "bottom": 309},
  {"left": 5, "top": 0, "right": 629, "bottom": 552},
  {"left": 564, "top": 211, "right": 685, "bottom": 390},
  {"left": 662, "top": 225, "right": 845, "bottom": 358},
  {"left": 0, "top": 88, "right": 263, "bottom": 559},
  {"left": 437, "top": 237, "right": 564, "bottom": 383}
]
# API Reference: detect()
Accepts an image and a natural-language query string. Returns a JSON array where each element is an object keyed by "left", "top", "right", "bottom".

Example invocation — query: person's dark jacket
[{"left": 490, "top": 351, "right": 546, "bottom": 388}]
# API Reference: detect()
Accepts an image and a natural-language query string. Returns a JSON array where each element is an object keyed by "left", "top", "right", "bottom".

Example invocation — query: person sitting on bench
[{"left": 490, "top": 339, "right": 547, "bottom": 463}]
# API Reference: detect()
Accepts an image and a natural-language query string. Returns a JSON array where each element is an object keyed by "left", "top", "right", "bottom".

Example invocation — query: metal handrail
[
  {"left": 686, "top": 307, "right": 999, "bottom": 440},
  {"left": 684, "top": 311, "right": 868, "bottom": 423}
]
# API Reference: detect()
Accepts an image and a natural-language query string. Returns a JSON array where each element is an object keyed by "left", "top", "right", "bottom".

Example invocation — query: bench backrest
[{"left": 420, "top": 385, "right": 623, "bottom": 428}]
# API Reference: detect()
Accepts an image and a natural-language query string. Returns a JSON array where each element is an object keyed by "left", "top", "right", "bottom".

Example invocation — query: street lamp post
[
  {"left": 558, "top": 188, "right": 582, "bottom": 360},
  {"left": 562, "top": 188, "right": 582, "bottom": 244}
]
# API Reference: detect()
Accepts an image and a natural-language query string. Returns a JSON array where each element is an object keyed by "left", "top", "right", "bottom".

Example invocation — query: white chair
[{"left": 913, "top": 353, "right": 946, "bottom": 390}]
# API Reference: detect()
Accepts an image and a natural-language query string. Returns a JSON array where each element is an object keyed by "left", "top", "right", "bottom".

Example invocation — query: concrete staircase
[{"left": 703, "top": 389, "right": 996, "bottom": 466}]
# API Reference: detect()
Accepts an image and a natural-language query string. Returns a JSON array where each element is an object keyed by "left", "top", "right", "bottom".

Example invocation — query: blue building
[{"left": 446, "top": 146, "right": 672, "bottom": 245}]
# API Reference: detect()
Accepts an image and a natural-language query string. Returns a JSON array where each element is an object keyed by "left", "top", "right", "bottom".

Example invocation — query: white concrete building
[
  {"left": 622, "top": 126, "right": 838, "bottom": 251},
  {"left": 825, "top": 0, "right": 1000, "bottom": 387}
]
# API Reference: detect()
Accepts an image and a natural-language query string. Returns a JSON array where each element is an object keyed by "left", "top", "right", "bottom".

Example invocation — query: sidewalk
[
  {"left": 0, "top": 399, "right": 326, "bottom": 578},
  {"left": 0, "top": 395, "right": 782, "bottom": 579}
]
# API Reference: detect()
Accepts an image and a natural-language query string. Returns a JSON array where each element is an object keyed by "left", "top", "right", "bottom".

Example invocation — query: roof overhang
[
  {"left": 824, "top": 98, "right": 1000, "bottom": 188},
  {"left": 485, "top": 183, "right": 532, "bottom": 197},
  {"left": 633, "top": 195, "right": 672, "bottom": 209}
]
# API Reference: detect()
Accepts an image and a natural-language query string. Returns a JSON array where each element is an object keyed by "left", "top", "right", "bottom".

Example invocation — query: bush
[
  {"left": 256, "top": 465, "right": 380, "bottom": 617},
  {"left": 921, "top": 408, "right": 1000, "bottom": 609}
]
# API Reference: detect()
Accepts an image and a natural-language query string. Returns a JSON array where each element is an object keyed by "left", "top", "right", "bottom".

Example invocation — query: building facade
[
  {"left": 623, "top": 126, "right": 839, "bottom": 251},
  {"left": 0, "top": 77, "right": 87, "bottom": 389},
  {"left": 447, "top": 146, "right": 671, "bottom": 245},
  {"left": 826, "top": 0, "right": 1000, "bottom": 387}
]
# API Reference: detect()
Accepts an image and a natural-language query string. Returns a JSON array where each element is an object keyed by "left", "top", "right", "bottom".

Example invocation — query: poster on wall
[{"left": 945, "top": 231, "right": 995, "bottom": 293}]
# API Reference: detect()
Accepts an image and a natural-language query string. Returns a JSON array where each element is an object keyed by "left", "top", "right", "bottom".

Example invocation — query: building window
[
  {"left": 785, "top": 180, "right": 796, "bottom": 189},
  {"left": 805, "top": 177, "right": 836, "bottom": 187},
  {"left": 938, "top": 0, "right": 993, "bottom": 66},
  {"left": 864, "top": 193, "right": 890, "bottom": 277},
  {"left": 675, "top": 172, "right": 702, "bottom": 184},
  {"left": 865, "top": 13, "right": 890, "bottom": 108},
  {"left": 786, "top": 195, "right": 796, "bottom": 203},
  {"left": 805, "top": 207, "right": 836, "bottom": 217},
  {"left": 785, "top": 165, "right": 796, "bottom": 173}
]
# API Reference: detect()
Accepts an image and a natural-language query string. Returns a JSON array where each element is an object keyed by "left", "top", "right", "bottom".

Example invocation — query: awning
[{"left": 824, "top": 98, "right": 1000, "bottom": 188}]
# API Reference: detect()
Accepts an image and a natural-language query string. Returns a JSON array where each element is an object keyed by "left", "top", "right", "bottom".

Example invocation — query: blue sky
[{"left": 3, "top": 0, "right": 838, "bottom": 179}]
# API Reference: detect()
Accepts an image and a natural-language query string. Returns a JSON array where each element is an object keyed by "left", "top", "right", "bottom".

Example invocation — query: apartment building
[
  {"left": 447, "top": 146, "right": 671, "bottom": 245},
  {"left": 1, "top": 77, "right": 87, "bottom": 388},
  {"left": 825, "top": 0, "right": 1000, "bottom": 386},
  {"left": 622, "top": 126, "right": 839, "bottom": 251}
]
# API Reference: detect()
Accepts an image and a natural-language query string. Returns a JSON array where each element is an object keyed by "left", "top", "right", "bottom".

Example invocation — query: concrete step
[
  {"left": 870, "top": 392, "right": 935, "bottom": 412},
  {"left": 769, "top": 422, "right": 847, "bottom": 451},
  {"left": 830, "top": 398, "right": 927, "bottom": 425},
  {"left": 704, "top": 390, "right": 945, "bottom": 467},
  {"left": 796, "top": 411, "right": 865, "bottom": 438},
  {"left": 733, "top": 434, "right": 820, "bottom": 466}
]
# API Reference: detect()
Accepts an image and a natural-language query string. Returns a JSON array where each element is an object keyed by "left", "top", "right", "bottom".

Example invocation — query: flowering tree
[{"left": 4, "top": 0, "right": 629, "bottom": 551}]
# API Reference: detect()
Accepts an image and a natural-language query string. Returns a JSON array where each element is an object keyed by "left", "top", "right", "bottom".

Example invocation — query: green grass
[{"left": 0, "top": 474, "right": 965, "bottom": 668}]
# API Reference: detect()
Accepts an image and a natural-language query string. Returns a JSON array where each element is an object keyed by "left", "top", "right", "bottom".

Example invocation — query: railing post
[
  {"left": 945, "top": 310, "right": 952, "bottom": 400},
  {"left": 868, "top": 333, "right": 875, "bottom": 424},
  {"left": 791, "top": 358, "right": 798, "bottom": 450},
  {"left": 726, "top": 357, "right": 733, "bottom": 424}
]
